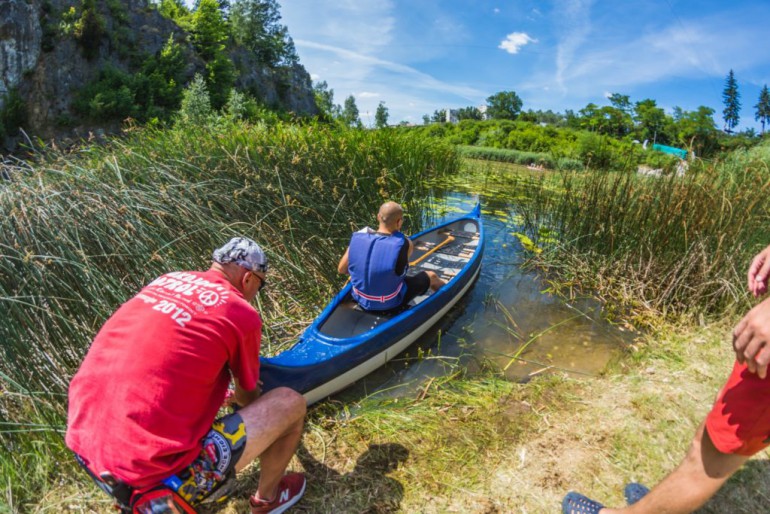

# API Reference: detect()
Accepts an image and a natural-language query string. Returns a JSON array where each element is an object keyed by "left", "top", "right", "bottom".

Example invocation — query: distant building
[
  {"left": 478, "top": 105, "right": 490, "bottom": 121},
  {"left": 445, "top": 109, "right": 459, "bottom": 123}
]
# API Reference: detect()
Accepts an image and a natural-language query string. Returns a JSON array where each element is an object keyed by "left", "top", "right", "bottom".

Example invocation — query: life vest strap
[{"left": 352, "top": 281, "right": 403, "bottom": 303}]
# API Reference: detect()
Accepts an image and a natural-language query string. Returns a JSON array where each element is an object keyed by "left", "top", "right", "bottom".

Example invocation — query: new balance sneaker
[{"left": 250, "top": 473, "right": 306, "bottom": 514}]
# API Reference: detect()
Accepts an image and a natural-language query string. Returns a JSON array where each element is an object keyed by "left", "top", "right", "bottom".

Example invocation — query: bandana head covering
[{"left": 212, "top": 237, "right": 269, "bottom": 273}]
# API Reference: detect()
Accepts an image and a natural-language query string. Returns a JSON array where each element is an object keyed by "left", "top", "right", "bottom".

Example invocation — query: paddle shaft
[{"left": 409, "top": 234, "right": 455, "bottom": 266}]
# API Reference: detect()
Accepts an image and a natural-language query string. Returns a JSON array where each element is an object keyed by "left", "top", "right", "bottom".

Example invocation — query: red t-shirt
[{"left": 66, "top": 270, "right": 261, "bottom": 488}]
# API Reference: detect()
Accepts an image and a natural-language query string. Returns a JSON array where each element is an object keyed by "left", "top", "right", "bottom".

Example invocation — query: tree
[
  {"left": 485, "top": 91, "right": 523, "bottom": 120},
  {"left": 374, "top": 101, "right": 389, "bottom": 128},
  {"left": 157, "top": 0, "right": 190, "bottom": 23},
  {"left": 430, "top": 109, "right": 446, "bottom": 123},
  {"left": 190, "top": 0, "right": 229, "bottom": 61},
  {"left": 457, "top": 106, "right": 482, "bottom": 121},
  {"left": 672, "top": 105, "right": 718, "bottom": 156},
  {"left": 422, "top": 114, "right": 430, "bottom": 125},
  {"left": 755, "top": 85, "right": 770, "bottom": 134},
  {"left": 230, "top": 0, "right": 298, "bottom": 66},
  {"left": 634, "top": 99, "right": 668, "bottom": 144},
  {"left": 722, "top": 69, "right": 741, "bottom": 133},
  {"left": 608, "top": 93, "right": 632, "bottom": 114},
  {"left": 313, "top": 80, "right": 337, "bottom": 119},
  {"left": 341, "top": 95, "right": 360, "bottom": 127},
  {"left": 178, "top": 74, "right": 212, "bottom": 125}
]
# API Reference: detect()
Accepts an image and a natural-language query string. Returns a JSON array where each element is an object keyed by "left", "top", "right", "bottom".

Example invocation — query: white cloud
[
  {"left": 359, "top": 92, "right": 379, "bottom": 98},
  {"left": 498, "top": 32, "right": 537, "bottom": 54}
]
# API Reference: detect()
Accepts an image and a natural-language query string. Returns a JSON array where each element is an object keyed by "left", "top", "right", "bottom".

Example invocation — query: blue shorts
[{"left": 163, "top": 411, "right": 247, "bottom": 505}]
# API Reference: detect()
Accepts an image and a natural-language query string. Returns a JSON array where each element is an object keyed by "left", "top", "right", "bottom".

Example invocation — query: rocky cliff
[{"left": 0, "top": 0, "right": 318, "bottom": 148}]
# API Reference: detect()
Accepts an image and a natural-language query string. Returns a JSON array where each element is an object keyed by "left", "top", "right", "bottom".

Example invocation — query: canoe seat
[{"left": 319, "top": 301, "right": 389, "bottom": 339}]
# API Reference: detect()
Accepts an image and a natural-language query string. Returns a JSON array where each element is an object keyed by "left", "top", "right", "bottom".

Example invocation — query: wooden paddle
[{"left": 409, "top": 233, "right": 455, "bottom": 266}]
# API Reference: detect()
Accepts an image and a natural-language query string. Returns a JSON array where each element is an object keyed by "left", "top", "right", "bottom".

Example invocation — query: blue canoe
[{"left": 260, "top": 203, "right": 485, "bottom": 405}]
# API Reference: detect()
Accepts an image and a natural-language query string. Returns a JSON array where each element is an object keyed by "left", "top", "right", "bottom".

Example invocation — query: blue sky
[{"left": 278, "top": 0, "right": 770, "bottom": 130}]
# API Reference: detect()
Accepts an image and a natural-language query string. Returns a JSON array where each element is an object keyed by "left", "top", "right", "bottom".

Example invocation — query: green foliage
[
  {"left": 486, "top": 90, "right": 523, "bottom": 120},
  {"left": 456, "top": 106, "right": 482, "bottom": 121},
  {"left": 190, "top": 0, "right": 229, "bottom": 61},
  {"left": 73, "top": 0, "right": 105, "bottom": 60},
  {"left": 74, "top": 36, "right": 188, "bottom": 122},
  {"left": 313, "top": 80, "right": 338, "bottom": 119},
  {"left": 722, "top": 69, "right": 741, "bottom": 133},
  {"left": 0, "top": 89, "right": 27, "bottom": 142},
  {"left": 205, "top": 52, "right": 237, "bottom": 109},
  {"left": 375, "top": 101, "right": 389, "bottom": 128},
  {"left": 342, "top": 95, "right": 361, "bottom": 128},
  {"left": 430, "top": 109, "right": 447, "bottom": 123},
  {"left": 157, "top": 0, "right": 191, "bottom": 23},
  {"left": 73, "top": 66, "right": 137, "bottom": 120},
  {"left": 230, "top": 0, "right": 298, "bottom": 66},
  {"left": 177, "top": 74, "right": 213, "bottom": 125},
  {"left": 755, "top": 85, "right": 770, "bottom": 134}
]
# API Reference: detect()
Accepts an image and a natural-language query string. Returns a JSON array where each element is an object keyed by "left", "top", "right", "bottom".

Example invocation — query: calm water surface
[{"left": 336, "top": 180, "right": 635, "bottom": 403}]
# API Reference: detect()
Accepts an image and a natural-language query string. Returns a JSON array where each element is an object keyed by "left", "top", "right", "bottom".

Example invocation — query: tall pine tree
[
  {"left": 755, "top": 85, "right": 770, "bottom": 135},
  {"left": 722, "top": 69, "right": 741, "bottom": 133}
]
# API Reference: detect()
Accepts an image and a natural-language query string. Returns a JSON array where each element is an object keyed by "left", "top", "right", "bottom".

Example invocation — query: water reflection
[{"left": 335, "top": 183, "right": 634, "bottom": 404}]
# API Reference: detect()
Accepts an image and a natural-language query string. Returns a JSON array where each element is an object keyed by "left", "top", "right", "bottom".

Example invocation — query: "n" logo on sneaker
[{"left": 280, "top": 489, "right": 289, "bottom": 503}]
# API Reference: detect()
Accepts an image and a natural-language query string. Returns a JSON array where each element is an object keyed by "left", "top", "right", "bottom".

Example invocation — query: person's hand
[
  {"left": 733, "top": 296, "right": 770, "bottom": 377},
  {"left": 748, "top": 245, "right": 770, "bottom": 298}
]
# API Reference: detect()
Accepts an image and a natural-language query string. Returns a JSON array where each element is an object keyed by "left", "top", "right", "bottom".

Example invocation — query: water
[{"left": 335, "top": 176, "right": 635, "bottom": 404}]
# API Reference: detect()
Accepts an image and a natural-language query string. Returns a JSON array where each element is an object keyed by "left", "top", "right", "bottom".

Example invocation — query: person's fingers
[
  {"left": 755, "top": 345, "right": 770, "bottom": 379},
  {"left": 733, "top": 319, "right": 750, "bottom": 362},
  {"left": 748, "top": 255, "right": 763, "bottom": 288},
  {"left": 747, "top": 357, "right": 758, "bottom": 374}
]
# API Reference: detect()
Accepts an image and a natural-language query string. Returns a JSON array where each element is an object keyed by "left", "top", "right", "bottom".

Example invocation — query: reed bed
[
  {"left": 0, "top": 120, "right": 458, "bottom": 509},
  {"left": 503, "top": 143, "right": 770, "bottom": 323}
]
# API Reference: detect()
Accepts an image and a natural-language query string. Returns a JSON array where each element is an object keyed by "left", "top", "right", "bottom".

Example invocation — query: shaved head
[{"left": 378, "top": 202, "right": 403, "bottom": 228}]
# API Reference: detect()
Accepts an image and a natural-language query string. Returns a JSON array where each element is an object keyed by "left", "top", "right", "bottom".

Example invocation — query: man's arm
[
  {"left": 337, "top": 247, "right": 350, "bottom": 275},
  {"left": 233, "top": 377, "right": 261, "bottom": 407},
  {"left": 733, "top": 244, "right": 770, "bottom": 377}
]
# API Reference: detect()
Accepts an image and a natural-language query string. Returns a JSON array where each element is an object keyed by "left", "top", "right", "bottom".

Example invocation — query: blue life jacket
[{"left": 348, "top": 230, "right": 407, "bottom": 311}]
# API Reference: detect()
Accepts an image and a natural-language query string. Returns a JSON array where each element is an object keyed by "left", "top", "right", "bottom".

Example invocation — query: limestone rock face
[
  {"left": 0, "top": 0, "right": 42, "bottom": 105},
  {"left": 1, "top": 0, "right": 318, "bottom": 146}
]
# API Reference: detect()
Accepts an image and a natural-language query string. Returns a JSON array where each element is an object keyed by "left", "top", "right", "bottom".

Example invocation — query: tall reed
[
  {"left": 510, "top": 142, "right": 770, "bottom": 321},
  {"left": 0, "top": 120, "right": 458, "bottom": 507}
]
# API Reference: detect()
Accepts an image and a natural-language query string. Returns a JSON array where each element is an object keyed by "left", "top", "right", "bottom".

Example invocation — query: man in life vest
[
  {"left": 338, "top": 201, "right": 445, "bottom": 311},
  {"left": 66, "top": 237, "right": 307, "bottom": 514}
]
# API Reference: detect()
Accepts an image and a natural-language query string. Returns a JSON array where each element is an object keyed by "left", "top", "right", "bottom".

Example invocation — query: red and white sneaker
[{"left": 250, "top": 473, "right": 306, "bottom": 514}]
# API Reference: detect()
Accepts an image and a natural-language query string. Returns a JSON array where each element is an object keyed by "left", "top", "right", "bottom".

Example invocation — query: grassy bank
[{"left": 0, "top": 121, "right": 458, "bottom": 511}]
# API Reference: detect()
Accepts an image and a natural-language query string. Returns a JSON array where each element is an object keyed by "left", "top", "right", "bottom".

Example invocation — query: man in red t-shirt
[{"left": 67, "top": 237, "right": 307, "bottom": 514}]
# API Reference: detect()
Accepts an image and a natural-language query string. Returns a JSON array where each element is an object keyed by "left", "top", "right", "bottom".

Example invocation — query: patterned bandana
[{"left": 212, "top": 237, "right": 269, "bottom": 273}]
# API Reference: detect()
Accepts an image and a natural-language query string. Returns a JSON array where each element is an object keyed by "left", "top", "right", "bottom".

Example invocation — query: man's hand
[
  {"left": 233, "top": 378, "right": 261, "bottom": 407},
  {"left": 733, "top": 297, "right": 770, "bottom": 378},
  {"left": 748, "top": 245, "right": 770, "bottom": 298}
]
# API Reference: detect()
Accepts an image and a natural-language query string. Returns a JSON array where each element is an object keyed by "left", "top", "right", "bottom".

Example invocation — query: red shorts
[{"left": 705, "top": 360, "right": 770, "bottom": 456}]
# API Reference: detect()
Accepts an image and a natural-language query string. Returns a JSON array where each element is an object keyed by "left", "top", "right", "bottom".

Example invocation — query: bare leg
[
  {"left": 426, "top": 271, "right": 446, "bottom": 291},
  {"left": 600, "top": 422, "right": 748, "bottom": 514},
  {"left": 235, "top": 387, "right": 306, "bottom": 500}
]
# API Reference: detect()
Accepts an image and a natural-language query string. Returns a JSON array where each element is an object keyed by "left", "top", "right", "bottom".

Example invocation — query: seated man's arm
[
  {"left": 338, "top": 247, "right": 350, "bottom": 275},
  {"left": 233, "top": 377, "right": 261, "bottom": 407}
]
